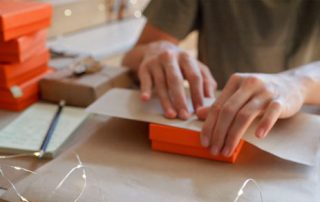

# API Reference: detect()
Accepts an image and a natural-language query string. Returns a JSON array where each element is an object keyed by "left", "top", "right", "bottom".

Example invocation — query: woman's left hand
[{"left": 197, "top": 72, "right": 309, "bottom": 157}]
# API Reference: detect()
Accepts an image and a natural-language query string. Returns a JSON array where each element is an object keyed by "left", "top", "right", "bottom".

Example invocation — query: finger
[
  {"left": 199, "top": 62, "right": 217, "bottom": 98},
  {"left": 151, "top": 65, "right": 177, "bottom": 119},
  {"left": 200, "top": 74, "right": 239, "bottom": 153},
  {"left": 209, "top": 85, "right": 259, "bottom": 156},
  {"left": 202, "top": 74, "right": 240, "bottom": 149},
  {"left": 214, "top": 73, "right": 242, "bottom": 107},
  {"left": 179, "top": 53, "right": 204, "bottom": 111},
  {"left": 205, "top": 74, "right": 242, "bottom": 155},
  {"left": 211, "top": 77, "right": 266, "bottom": 154},
  {"left": 196, "top": 106, "right": 210, "bottom": 120},
  {"left": 138, "top": 65, "right": 153, "bottom": 101},
  {"left": 201, "top": 104, "right": 220, "bottom": 147},
  {"left": 222, "top": 93, "right": 270, "bottom": 157},
  {"left": 160, "top": 51, "right": 190, "bottom": 120},
  {"left": 255, "top": 100, "right": 282, "bottom": 138}
]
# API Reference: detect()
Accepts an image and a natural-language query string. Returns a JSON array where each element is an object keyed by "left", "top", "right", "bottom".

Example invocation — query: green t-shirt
[{"left": 144, "top": 0, "right": 320, "bottom": 87}]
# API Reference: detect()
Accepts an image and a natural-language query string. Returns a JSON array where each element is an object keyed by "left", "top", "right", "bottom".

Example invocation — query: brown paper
[
  {"left": 0, "top": 117, "right": 319, "bottom": 202},
  {"left": 86, "top": 88, "right": 320, "bottom": 166},
  {"left": 40, "top": 67, "right": 133, "bottom": 107}
]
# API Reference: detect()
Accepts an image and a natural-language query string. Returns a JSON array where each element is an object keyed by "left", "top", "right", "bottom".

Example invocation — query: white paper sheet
[{"left": 86, "top": 88, "right": 320, "bottom": 166}]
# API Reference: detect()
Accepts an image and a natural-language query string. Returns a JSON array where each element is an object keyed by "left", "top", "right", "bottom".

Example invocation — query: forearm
[{"left": 284, "top": 62, "right": 320, "bottom": 105}]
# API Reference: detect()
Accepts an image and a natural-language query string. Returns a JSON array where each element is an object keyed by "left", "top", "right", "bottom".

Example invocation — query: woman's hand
[
  {"left": 197, "top": 72, "right": 309, "bottom": 157},
  {"left": 138, "top": 41, "right": 217, "bottom": 120}
]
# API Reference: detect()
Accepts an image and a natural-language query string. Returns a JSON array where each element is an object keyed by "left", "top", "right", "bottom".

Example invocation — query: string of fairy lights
[
  {"left": 0, "top": 152, "right": 92, "bottom": 202},
  {"left": 0, "top": 151, "right": 263, "bottom": 202}
]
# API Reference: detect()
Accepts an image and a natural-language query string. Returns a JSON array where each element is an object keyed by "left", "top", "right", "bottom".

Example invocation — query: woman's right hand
[{"left": 138, "top": 41, "right": 217, "bottom": 119}]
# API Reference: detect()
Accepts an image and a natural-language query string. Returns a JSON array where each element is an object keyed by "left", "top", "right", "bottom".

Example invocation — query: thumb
[{"left": 196, "top": 106, "right": 210, "bottom": 120}]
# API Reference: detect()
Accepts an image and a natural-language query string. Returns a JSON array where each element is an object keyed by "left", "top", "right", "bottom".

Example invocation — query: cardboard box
[
  {"left": 0, "top": 0, "right": 52, "bottom": 41},
  {"left": 0, "top": 49, "right": 49, "bottom": 85},
  {"left": 149, "top": 123, "right": 244, "bottom": 163},
  {"left": 0, "top": 68, "right": 53, "bottom": 111},
  {"left": 0, "top": 30, "right": 47, "bottom": 63},
  {"left": 40, "top": 66, "right": 133, "bottom": 107}
]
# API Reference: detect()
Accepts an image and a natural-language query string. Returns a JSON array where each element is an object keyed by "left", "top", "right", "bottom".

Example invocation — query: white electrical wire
[
  {"left": 233, "top": 178, "right": 264, "bottom": 202},
  {"left": 0, "top": 166, "right": 29, "bottom": 202},
  {"left": 46, "top": 154, "right": 87, "bottom": 202}
]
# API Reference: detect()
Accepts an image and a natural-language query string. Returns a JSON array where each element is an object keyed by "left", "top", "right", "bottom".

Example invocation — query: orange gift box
[
  {"left": 0, "top": 49, "right": 49, "bottom": 85},
  {"left": 0, "top": 96, "right": 38, "bottom": 111},
  {"left": 149, "top": 124, "right": 244, "bottom": 163},
  {"left": 0, "top": 30, "right": 47, "bottom": 62},
  {"left": 0, "top": 0, "right": 52, "bottom": 41},
  {"left": 0, "top": 65, "right": 49, "bottom": 88},
  {"left": 0, "top": 68, "right": 53, "bottom": 111}
]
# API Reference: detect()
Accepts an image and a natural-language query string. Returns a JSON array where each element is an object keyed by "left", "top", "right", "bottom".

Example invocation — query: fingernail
[
  {"left": 195, "top": 103, "right": 203, "bottom": 111},
  {"left": 222, "top": 147, "right": 230, "bottom": 157},
  {"left": 141, "top": 92, "right": 150, "bottom": 101},
  {"left": 179, "top": 109, "right": 190, "bottom": 120},
  {"left": 196, "top": 107, "right": 208, "bottom": 119},
  {"left": 211, "top": 146, "right": 219, "bottom": 156},
  {"left": 197, "top": 106, "right": 205, "bottom": 112},
  {"left": 197, "top": 106, "right": 207, "bottom": 113},
  {"left": 256, "top": 128, "right": 265, "bottom": 138},
  {"left": 200, "top": 135, "right": 209, "bottom": 147},
  {"left": 165, "top": 108, "right": 177, "bottom": 119}
]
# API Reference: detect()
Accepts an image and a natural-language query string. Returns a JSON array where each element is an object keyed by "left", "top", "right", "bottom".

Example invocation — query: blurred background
[{"left": 37, "top": 0, "right": 197, "bottom": 66}]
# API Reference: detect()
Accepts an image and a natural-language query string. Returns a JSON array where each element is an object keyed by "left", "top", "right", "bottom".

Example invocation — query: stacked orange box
[
  {"left": 149, "top": 124, "right": 244, "bottom": 163},
  {"left": 0, "top": 0, "right": 53, "bottom": 111}
]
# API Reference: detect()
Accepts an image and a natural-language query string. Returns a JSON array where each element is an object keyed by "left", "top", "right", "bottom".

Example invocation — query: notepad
[{"left": 0, "top": 103, "right": 88, "bottom": 157}]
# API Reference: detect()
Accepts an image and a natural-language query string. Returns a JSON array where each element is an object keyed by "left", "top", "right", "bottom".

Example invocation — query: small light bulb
[
  {"left": 20, "top": 196, "right": 29, "bottom": 202},
  {"left": 64, "top": 9, "right": 72, "bottom": 17},
  {"left": 13, "top": 166, "right": 21, "bottom": 171},
  {"left": 33, "top": 151, "right": 41, "bottom": 157},
  {"left": 238, "top": 190, "right": 243, "bottom": 196},
  {"left": 33, "top": 151, "right": 44, "bottom": 158},
  {"left": 134, "top": 11, "right": 142, "bottom": 18}
]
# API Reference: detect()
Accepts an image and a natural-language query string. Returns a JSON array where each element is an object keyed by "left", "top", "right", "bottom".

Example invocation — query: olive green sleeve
[{"left": 143, "top": 0, "right": 199, "bottom": 40}]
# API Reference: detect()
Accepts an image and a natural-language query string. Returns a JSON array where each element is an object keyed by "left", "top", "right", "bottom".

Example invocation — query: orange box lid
[
  {"left": 0, "top": 94, "right": 38, "bottom": 111},
  {"left": 0, "top": 18, "right": 50, "bottom": 41},
  {"left": 0, "top": 68, "right": 53, "bottom": 103},
  {"left": 0, "top": 32, "right": 47, "bottom": 64},
  {"left": 0, "top": 49, "right": 49, "bottom": 82},
  {"left": 0, "top": 0, "right": 52, "bottom": 41},
  {"left": 0, "top": 30, "right": 47, "bottom": 53},
  {"left": 149, "top": 123, "right": 244, "bottom": 163},
  {"left": 0, "top": 40, "right": 46, "bottom": 63},
  {"left": 0, "top": 36, "right": 46, "bottom": 63},
  {"left": 150, "top": 123, "right": 205, "bottom": 147},
  {"left": 0, "top": 65, "right": 48, "bottom": 88},
  {"left": 151, "top": 140, "right": 244, "bottom": 163}
]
